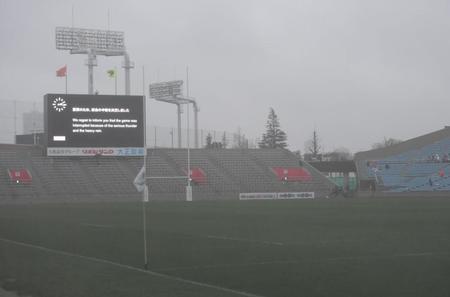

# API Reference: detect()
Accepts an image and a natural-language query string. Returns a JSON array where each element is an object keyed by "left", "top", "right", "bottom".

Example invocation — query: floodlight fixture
[
  {"left": 55, "top": 26, "right": 133, "bottom": 95},
  {"left": 56, "top": 26, "right": 125, "bottom": 53},
  {"left": 149, "top": 80, "right": 199, "bottom": 148},
  {"left": 149, "top": 80, "right": 184, "bottom": 100}
]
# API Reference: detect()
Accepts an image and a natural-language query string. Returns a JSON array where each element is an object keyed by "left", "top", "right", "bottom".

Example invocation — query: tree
[
  {"left": 205, "top": 133, "right": 212, "bottom": 148},
  {"left": 325, "top": 147, "right": 353, "bottom": 161},
  {"left": 221, "top": 132, "right": 228, "bottom": 149},
  {"left": 305, "top": 129, "right": 321, "bottom": 159},
  {"left": 233, "top": 127, "right": 249, "bottom": 149},
  {"left": 258, "top": 108, "right": 287, "bottom": 149},
  {"left": 292, "top": 149, "right": 302, "bottom": 158},
  {"left": 205, "top": 132, "right": 225, "bottom": 149},
  {"left": 292, "top": 149, "right": 303, "bottom": 161},
  {"left": 372, "top": 137, "right": 402, "bottom": 149}
]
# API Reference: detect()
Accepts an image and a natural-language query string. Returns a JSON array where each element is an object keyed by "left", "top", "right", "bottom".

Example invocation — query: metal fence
[{"left": 148, "top": 126, "right": 258, "bottom": 149}]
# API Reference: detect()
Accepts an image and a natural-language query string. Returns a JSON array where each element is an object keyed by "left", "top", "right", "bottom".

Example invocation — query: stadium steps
[
  {"left": 208, "top": 149, "right": 280, "bottom": 193},
  {"left": 0, "top": 166, "right": 14, "bottom": 198},
  {"left": 190, "top": 149, "right": 239, "bottom": 196},
  {"left": 77, "top": 158, "right": 115, "bottom": 195},
  {"left": 111, "top": 158, "right": 141, "bottom": 193},
  {"left": 47, "top": 157, "right": 94, "bottom": 195},
  {"left": 280, "top": 149, "right": 336, "bottom": 196},
  {"left": 155, "top": 149, "right": 187, "bottom": 176},
  {"left": 244, "top": 149, "right": 319, "bottom": 193},
  {"left": 29, "top": 157, "right": 64, "bottom": 195},
  {"left": 203, "top": 149, "right": 255, "bottom": 193},
  {"left": 22, "top": 154, "right": 46, "bottom": 197},
  {"left": 202, "top": 150, "right": 240, "bottom": 189},
  {"left": 242, "top": 149, "right": 294, "bottom": 192},
  {"left": 146, "top": 150, "right": 186, "bottom": 198},
  {"left": 161, "top": 149, "right": 220, "bottom": 199},
  {"left": 162, "top": 149, "right": 236, "bottom": 197},
  {"left": 117, "top": 157, "right": 142, "bottom": 186},
  {"left": 82, "top": 158, "right": 137, "bottom": 195}
]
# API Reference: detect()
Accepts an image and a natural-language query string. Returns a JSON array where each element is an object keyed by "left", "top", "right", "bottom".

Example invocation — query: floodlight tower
[
  {"left": 123, "top": 52, "right": 134, "bottom": 95},
  {"left": 177, "top": 103, "right": 183, "bottom": 148},
  {"left": 86, "top": 49, "right": 97, "bottom": 94},
  {"left": 55, "top": 27, "right": 134, "bottom": 95},
  {"left": 192, "top": 101, "right": 199, "bottom": 149},
  {"left": 149, "top": 80, "right": 199, "bottom": 148}
]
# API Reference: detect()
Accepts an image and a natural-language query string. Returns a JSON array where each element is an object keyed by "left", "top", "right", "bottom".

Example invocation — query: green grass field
[{"left": 1, "top": 197, "right": 450, "bottom": 297}]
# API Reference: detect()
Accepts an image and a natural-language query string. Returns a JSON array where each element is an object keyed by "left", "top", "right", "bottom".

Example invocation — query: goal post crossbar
[{"left": 146, "top": 176, "right": 188, "bottom": 180}]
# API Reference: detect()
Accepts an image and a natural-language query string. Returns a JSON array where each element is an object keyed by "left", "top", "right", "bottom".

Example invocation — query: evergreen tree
[{"left": 259, "top": 108, "right": 287, "bottom": 149}]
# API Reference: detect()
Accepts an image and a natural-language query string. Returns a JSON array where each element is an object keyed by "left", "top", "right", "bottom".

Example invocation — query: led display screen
[{"left": 44, "top": 94, "right": 144, "bottom": 156}]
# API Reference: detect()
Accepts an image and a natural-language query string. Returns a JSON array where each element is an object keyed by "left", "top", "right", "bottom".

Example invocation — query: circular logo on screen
[{"left": 52, "top": 97, "right": 67, "bottom": 112}]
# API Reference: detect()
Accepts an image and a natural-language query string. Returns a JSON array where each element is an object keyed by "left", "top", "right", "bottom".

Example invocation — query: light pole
[
  {"left": 149, "top": 80, "right": 200, "bottom": 148},
  {"left": 149, "top": 80, "right": 199, "bottom": 201}
]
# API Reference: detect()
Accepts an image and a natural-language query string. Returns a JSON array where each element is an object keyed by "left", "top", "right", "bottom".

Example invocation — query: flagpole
[
  {"left": 65, "top": 65, "right": 68, "bottom": 94},
  {"left": 142, "top": 188, "right": 148, "bottom": 270},
  {"left": 142, "top": 65, "right": 149, "bottom": 270},
  {"left": 114, "top": 67, "right": 117, "bottom": 95}
]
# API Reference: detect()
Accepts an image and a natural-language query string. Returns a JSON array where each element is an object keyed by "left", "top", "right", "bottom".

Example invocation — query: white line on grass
[
  {"left": 158, "top": 251, "right": 442, "bottom": 272},
  {"left": 202, "top": 234, "right": 373, "bottom": 247},
  {"left": 80, "top": 223, "right": 114, "bottom": 229},
  {"left": 205, "top": 235, "right": 284, "bottom": 246},
  {"left": 202, "top": 235, "right": 378, "bottom": 248},
  {"left": 0, "top": 237, "right": 264, "bottom": 297},
  {"left": 327, "top": 252, "right": 438, "bottom": 261}
]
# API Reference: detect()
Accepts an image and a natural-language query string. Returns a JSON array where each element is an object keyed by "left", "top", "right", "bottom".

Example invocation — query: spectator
[{"left": 435, "top": 154, "right": 440, "bottom": 162}]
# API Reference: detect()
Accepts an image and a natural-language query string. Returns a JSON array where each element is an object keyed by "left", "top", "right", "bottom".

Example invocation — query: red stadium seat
[
  {"left": 8, "top": 169, "right": 33, "bottom": 184},
  {"left": 271, "top": 167, "right": 312, "bottom": 182},
  {"left": 184, "top": 167, "right": 207, "bottom": 185}
]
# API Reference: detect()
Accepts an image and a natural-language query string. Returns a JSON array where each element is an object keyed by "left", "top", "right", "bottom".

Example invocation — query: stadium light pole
[
  {"left": 123, "top": 52, "right": 135, "bottom": 95},
  {"left": 86, "top": 49, "right": 97, "bottom": 94},
  {"left": 193, "top": 101, "right": 199, "bottom": 149},
  {"left": 186, "top": 102, "right": 192, "bottom": 201},
  {"left": 55, "top": 27, "right": 133, "bottom": 95},
  {"left": 149, "top": 80, "right": 197, "bottom": 201},
  {"left": 186, "top": 67, "right": 192, "bottom": 201},
  {"left": 149, "top": 80, "right": 199, "bottom": 148},
  {"left": 177, "top": 103, "right": 183, "bottom": 148}
]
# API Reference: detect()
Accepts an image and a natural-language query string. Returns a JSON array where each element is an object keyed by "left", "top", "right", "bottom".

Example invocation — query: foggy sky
[{"left": 1, "top": 0, "right": 450, "bottom": 153}]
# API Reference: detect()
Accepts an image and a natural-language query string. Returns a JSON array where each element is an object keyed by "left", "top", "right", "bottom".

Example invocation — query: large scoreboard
[{"left": 44, "top": 94, "right": 144, "bottom": 156}]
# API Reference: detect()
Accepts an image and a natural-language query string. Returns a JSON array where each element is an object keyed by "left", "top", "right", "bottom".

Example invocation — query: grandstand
[
  {"left": 7, "top": 126, "right": 450, "bottom": 201},
  {"left": 0, "top": 145, "right": 336, "bottom": 202},
  {"left": 354, "top": 126, "right": 450, "bottom": 194}
]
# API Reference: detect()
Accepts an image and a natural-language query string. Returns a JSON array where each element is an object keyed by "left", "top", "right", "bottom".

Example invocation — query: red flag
[{"left": 56, "top": 65, "right": 67, "bottom": 77}]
